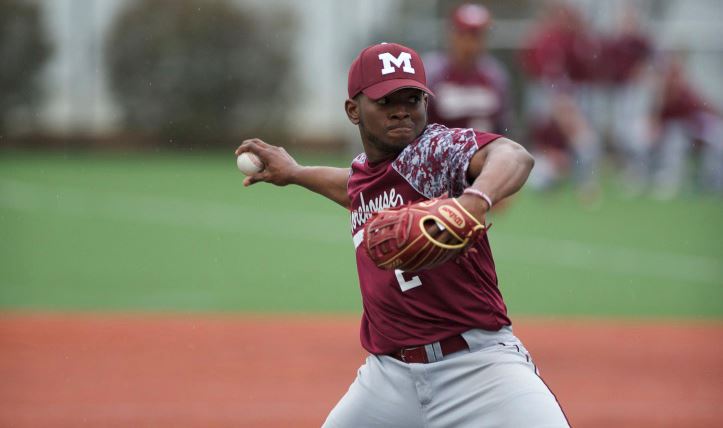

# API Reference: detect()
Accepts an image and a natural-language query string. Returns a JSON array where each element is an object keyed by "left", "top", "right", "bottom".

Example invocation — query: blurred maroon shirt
[
  {"left": 658, "top": 61, "right": 719, "bottom": 130},
  {"left": 602, "top": 33, "right": 652, "bottom": 83},
  {"left": 521, "top": 21, "right": 603, "bottom": 84},
  {"left": 424, "top": 53, "right": 511, "bottom": 133}
]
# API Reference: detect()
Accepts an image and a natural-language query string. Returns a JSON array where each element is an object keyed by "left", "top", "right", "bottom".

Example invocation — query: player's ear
[{"left": 345, "top": 98, "right": 360, "bottom": 125}]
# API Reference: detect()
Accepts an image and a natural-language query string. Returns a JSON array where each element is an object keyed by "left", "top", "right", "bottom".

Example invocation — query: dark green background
[{"left": 2, "top": 152, "right": 721, "bottom": 318}]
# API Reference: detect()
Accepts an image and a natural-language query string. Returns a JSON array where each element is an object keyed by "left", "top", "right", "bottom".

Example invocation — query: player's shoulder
[
  {"left": 392, "top": 125, "right": 497, "bottom": 199},
  {"left": 394, "top": 125, "right": 482, "bottom": 166},
  {"left": 410, "top": 123, "right": 453, "bottom": 149},
  {"left": 413, "top": 124, "right": 482, "bottom": 147}
]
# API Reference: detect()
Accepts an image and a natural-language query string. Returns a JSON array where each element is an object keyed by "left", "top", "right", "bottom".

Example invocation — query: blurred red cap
[
  {"left": 347, "top": 42, "right": 434, "bottom": 100},
  {"left": 451, "top": 3, "right": 492, "bottom": 32}
]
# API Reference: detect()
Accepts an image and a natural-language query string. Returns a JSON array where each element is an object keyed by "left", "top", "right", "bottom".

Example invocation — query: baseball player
[
  {"left": 649, "top": 53, "right": 723, "bottom": 198},
  {"left": 520, "top": 3, "right": 602, "bottom": 204},
  {"left": 424, "top": 3, "right": 511, "bottom": 134},
  {"left": 601, "top": 4, "right": 655, "bottom": 195},
  {"left": 236, "top": 43, "right": 569, "bottom": 427}
]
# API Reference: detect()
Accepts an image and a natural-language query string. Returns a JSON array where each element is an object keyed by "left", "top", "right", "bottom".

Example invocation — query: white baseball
[{"left": 236, "top": 152, "right": 264, "bottom": 175}]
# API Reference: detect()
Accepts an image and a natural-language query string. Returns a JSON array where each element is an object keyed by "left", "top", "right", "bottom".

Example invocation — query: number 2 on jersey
[{"left": 395, "top": 269, "right": 422, "bottom": 291}]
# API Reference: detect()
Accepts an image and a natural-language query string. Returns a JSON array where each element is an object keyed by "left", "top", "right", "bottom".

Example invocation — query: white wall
[
  {"left": 35, "top": 0, "right": 405, "bottom": 139},
  {"left": 39, "top": 0, "right": 125, "bottom": 134}
]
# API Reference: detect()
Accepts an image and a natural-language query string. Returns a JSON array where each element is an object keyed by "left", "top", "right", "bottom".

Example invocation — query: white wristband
[{"left": 462, "top": 188, "right": 493, "bottom": 210}]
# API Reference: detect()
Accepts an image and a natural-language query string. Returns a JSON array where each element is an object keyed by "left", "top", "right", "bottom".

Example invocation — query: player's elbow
[
  {"left": 521, "top": 147, "right": 535, "bottom": 175},
  {"left": 502, "top": 138, "right": 535, "bottom": 175}
]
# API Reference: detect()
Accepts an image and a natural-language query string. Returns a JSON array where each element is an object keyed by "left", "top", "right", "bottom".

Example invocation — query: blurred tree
[
  {"left": 0, "top": 0, "right": 51, "bottom": 133},
  {"left": 105, "top": 0, "right": 295, "bottom": 148}
]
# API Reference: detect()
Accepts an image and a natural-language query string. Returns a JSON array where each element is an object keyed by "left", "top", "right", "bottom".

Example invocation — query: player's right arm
[{"left": 235, "top": 138, "right": 351, "bottom": 209}]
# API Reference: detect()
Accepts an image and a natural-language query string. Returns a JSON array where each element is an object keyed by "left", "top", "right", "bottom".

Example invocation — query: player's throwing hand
[{"left": 234, "top": 138, "right": 301, "bottom": 187}]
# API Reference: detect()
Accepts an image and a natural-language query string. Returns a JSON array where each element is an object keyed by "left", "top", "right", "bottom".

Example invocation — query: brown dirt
[{"left": 1, "top": 313, "right": 721, "bottom": 427}]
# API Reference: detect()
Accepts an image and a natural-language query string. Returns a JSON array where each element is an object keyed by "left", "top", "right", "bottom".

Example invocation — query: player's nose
[{"left": 389, "top": 106, "right": 411, "bottom": 120}]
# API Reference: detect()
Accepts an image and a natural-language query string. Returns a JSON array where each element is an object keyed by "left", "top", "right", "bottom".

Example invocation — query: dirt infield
[{"left": 1, "top": 313, "right": 721, "bottom": 427}]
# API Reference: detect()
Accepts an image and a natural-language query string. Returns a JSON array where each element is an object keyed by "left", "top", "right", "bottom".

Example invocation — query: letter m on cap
[{"left": 378, "top": 52, "right": 415, "bottom": 75}]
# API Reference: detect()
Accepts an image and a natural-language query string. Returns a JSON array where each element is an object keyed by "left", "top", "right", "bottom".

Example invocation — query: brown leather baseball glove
[{"left": 364, "top": 197, "right": 488, "bottom": 272}]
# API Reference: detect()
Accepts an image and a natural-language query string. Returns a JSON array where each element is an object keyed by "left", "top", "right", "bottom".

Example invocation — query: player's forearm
[
  {"left": 290, "top": 166, "right": 351, "bottom": 209},
  {"left": 459, "top": 138, "right": 534, "bottom": 219}
]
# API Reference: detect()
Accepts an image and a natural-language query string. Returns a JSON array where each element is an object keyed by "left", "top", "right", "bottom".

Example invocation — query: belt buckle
[{"left": 399, "top": 346, "right": 423, "bottom": 363}]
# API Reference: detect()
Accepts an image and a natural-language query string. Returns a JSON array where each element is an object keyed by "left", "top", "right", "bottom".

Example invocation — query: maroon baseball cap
[
  {"left": 451, "top": 3, "right": 491, "bottom": 32},
  {"left": 347, "top": 42, "right": 434, "bottom": 100}
]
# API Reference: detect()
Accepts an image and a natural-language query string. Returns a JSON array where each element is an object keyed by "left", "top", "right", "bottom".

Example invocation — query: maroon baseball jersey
[
  {"left": 603, "top": 33, "right": 652, "bottom": 83},
  {"left": 521, "top": 23, "right": 602, "bottom": 84},
  {"left": 659, "top": 65, "right": 718, "bottom": 124},
  {"left": 520, "top": 24, "right": 568, "bottom": 81},
  {"left": 424, "top": 52, "right": 511, "bottom": 134},
  {"left": 565, "top": 30, "right": 604, "bottom": 83},
  {"left": 348, "top": 124, "right": 510, "bottom": 355}
]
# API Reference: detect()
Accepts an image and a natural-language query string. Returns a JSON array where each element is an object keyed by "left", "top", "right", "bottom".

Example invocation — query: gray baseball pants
[{"left": 322, "top": 327, "right": 569, "bottom": 428}]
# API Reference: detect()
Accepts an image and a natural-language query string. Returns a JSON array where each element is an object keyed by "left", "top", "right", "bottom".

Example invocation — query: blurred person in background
[
  {"left": 424, "top": 3, "right": 515, "bottom": 212},
  {"left": 600, "top": 4, "right": 656, "bottom": 196},
  {"left": 520, "top": 1, "right": 603, "bottom": 206},
  {"left": 526, "top": 94, "right": 598, "bottom": 195},
  {"left": 424, "top": 3, "right": 511, "bottom": 134},
  {"left": 648, "top": 53, "right": 723, "bottom": 199},
  {"left": 519, "top": 0, "right": 568, "bottom": 119}
]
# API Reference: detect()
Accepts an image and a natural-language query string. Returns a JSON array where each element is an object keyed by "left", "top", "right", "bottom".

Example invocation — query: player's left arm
[{"left": 456, "top": 137, "right": 534, "bottom": 221}]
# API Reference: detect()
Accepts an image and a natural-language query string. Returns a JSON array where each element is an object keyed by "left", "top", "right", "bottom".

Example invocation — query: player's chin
[{"left": 385, "top": 128, "right": 417, "bottom": 144}]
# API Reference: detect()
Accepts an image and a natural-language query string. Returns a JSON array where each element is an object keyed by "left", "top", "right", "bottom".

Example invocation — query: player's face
[
  {"left": 353, "top": 88, "right": 428, "bottom": 159},
  {"left": 450, "top": 29, "right": 486, "bottom": 63}
]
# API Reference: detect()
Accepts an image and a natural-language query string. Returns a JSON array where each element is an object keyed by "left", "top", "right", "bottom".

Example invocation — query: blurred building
[
  {"left": 8, "top": 0, "right": 723, "bottom": 148},
  {"left": 27, "top": 0, "right": 402, "bottom": 146}
]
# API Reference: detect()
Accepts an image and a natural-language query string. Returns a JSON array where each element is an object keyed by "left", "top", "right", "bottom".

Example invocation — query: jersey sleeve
[
  {"left": 449, "top": 130, "right": 501, "bottom": 194},
  {"left": 393, "top": 125, "right": 501, "bottom": 198}
]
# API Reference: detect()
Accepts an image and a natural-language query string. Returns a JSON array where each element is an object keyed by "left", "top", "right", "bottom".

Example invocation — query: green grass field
[{"left": 1, "top": 151, "right": 722, "bottom": 318}]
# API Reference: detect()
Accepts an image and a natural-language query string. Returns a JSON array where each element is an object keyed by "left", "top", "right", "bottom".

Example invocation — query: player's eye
[
  {"left": 376, "top": 97, "right": 388, "bottom": 105},
  {"left": 409, "top": 95, "right": 420, "bottom": 104}
]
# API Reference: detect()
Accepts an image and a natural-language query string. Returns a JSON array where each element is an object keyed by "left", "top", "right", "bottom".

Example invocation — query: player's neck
[{"left": 362, "top": 143, "right": 399, "bottom": 165}]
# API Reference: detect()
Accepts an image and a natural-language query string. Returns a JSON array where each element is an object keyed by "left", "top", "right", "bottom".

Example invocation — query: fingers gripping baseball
[{"left": 234, "top": 139, "right": 300, "bottom": 187}]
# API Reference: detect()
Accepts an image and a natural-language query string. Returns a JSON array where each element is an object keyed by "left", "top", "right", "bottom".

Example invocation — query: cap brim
[
  {"left": 452, "top": 22, "right": 487, "bottom": 33},
  {"left": 362, "top": 79, "right": 435, "bottom": 100}
]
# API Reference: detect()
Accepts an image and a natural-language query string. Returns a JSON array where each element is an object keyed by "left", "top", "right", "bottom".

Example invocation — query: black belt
[{"left": 389, "top": 335, "right": 469, "bottom": 364}]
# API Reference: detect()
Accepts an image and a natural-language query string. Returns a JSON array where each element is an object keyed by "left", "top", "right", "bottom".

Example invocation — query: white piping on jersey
[{"left": 353, "top": 229, "right": 364, "bottom": 250}]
